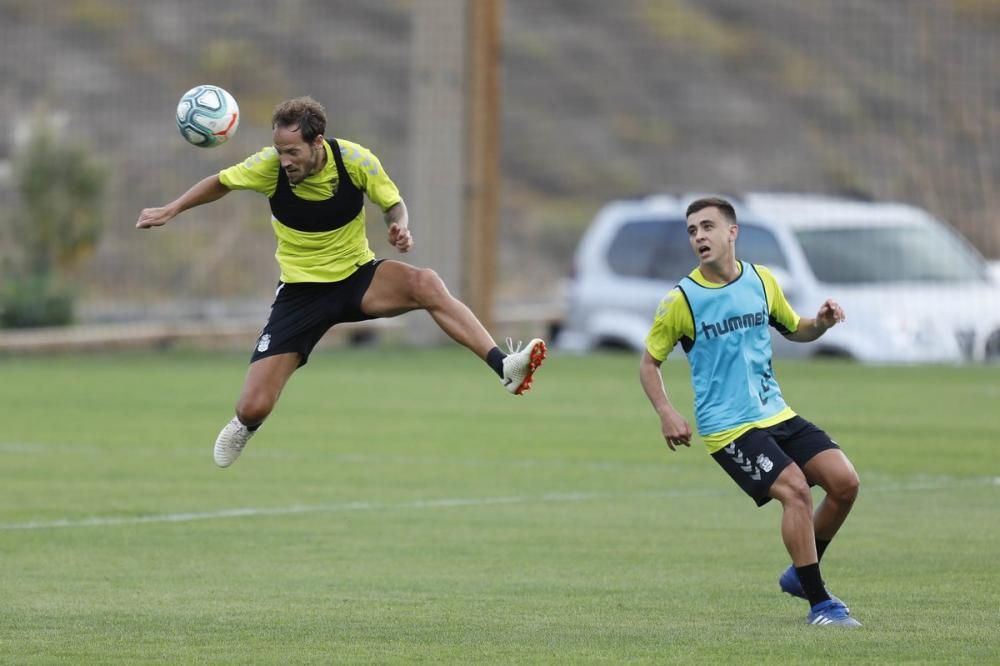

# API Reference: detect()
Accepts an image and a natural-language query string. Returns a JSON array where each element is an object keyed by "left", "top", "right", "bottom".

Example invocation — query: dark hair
[
  {"left": 686, "top": 197, "right": 737, "bottom": 224},
  {"left": 271, "top": 96, "right": 327, "bottom": 143}
]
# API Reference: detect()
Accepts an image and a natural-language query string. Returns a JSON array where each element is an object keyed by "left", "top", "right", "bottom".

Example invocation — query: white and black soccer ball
[{"left": 176, "top": 85, "right": 240, "bottom": 148}]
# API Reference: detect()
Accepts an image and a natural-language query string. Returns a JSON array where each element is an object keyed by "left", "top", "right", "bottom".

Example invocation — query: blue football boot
[{"left": 806, "top": 599, "right": 861, "bottom": 627}]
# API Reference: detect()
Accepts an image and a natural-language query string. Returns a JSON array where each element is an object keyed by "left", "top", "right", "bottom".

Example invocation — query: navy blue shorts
[
  {"left": 710, "top": 416, "right": 841, "bottom": 507},
  {"left": 250, "top": 260, "right": 382, "bottom": 367}
]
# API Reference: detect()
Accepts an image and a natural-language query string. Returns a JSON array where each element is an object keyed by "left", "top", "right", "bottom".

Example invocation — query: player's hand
[
  {"left": 136, "top": 207, "right": 174, "bottom": 229},
  {"left": 388, "top": 222, "right": 413, "bottom": 253},
  {"left": 660, "top": 408, "right": 692, "bottom": 452},
  {"left": 816, "top": 298, "right": 846, "bottom": 330}
]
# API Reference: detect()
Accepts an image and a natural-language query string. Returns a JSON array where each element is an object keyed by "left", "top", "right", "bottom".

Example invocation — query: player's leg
[
  {"left": 780, "top": 417, "right": 859, "bottom": 558},
  {"left": 712, "top": 427, "right": 857, "bottom": 624},
  {"left": 360, "top": 260, "right": 495, "bottom": 355},
  {"left": 769, "top": 464, "right": 859, "bottom": 626},
  {"left": 802, "top": 449, "right": 860, "bottom": 543},
  {"left": 214, "top": 281, "right": 331, "bottom": 468},
  {"left": 359, "top": 260, "right": 545, "bottom": 394},
  {"left": 235, "top": 351, "right": 302, "bottom": 426},
  {"left": 712, "top": 430, "right": 822, "bottom": 597},
  {"left": 768, "top": 464, "right": 821, "bottom": 569},
  {"left": 214, "top": 352, "right": 301, "bottom": 468},
  {"left": 774, "top": 417, "right": 858, "bottom": 615}
]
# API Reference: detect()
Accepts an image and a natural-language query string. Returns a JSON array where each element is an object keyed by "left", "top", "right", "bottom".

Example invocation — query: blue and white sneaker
[
  {"left": 779, "top": 565, "right": 848, "bottom": 612},
  {"left": 806, "top": 599, "right": 861, "bottom": 627}
]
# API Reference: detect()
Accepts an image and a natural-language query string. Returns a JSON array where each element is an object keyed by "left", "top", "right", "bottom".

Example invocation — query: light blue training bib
[{"left": 678, "top": 262, "right": 787, "bottom": 435}]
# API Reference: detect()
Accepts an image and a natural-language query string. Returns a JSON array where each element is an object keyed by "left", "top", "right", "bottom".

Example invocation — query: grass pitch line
[
  {"left": 0, "top": 441, "right": 676, "bottom": 471},
  {"left": 2, "top": 478, "right": 996, "bottom": 531},
  {"left": 0, "top": 489, "right": 723, "bottom": 531},
  {"left": 7, "top": 442, "right": 1000, "bottom": 481},
  {"left": 0, "top": 442, "right": 103, "bottom": 454}
]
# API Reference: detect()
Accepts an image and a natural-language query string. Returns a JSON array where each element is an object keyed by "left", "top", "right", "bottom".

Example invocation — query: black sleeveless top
[{"left": 268, "top": 138, "right": 365, "bottom": 233}]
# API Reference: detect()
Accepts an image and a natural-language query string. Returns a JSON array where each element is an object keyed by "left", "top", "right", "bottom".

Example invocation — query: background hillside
[{"left": 0, "top": 0, "right": 997, "bottom": 320}]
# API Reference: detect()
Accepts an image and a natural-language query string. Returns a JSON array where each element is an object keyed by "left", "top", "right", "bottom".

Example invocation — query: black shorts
[
  {"left": 250, "top": 259, "right": 383, "bottom": 367},
  {"left": 710, "top": 416, "right": 841, "bottom": 507}
]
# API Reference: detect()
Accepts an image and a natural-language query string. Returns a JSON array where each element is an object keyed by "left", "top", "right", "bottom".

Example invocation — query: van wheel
[
  {"left": 596, "top": 338, "right": 633, "bottom": 352},
  {"left": 813, "top": 347, "right": 854, "bottom": 360},
  {"left": 984, "top": 329, "right": 1000, "bottom": 362}
]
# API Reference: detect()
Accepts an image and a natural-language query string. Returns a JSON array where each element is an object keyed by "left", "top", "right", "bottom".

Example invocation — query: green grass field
[{"left": 1, "top": 348, "right": 998, "bottom": 664}]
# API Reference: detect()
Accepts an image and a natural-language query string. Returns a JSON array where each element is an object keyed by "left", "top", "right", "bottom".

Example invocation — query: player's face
[
  {"left": 686, "top": 207, "right": 737, "bottom": 265},
  {"left": 273, "top": 125, "right": 325, "bottom": 185}
]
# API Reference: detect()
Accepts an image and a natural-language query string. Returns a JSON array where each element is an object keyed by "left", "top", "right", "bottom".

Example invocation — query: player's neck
[
  {"left": 699, "top": 257, "right": 740, "bottom": 284},
  {"left": 309, "top": 144, "right": 328, "bottom": 177}
]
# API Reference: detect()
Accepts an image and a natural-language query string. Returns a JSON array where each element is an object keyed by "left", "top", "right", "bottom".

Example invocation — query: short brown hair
[
  {"left": 271, "top": 96, "right": 327, "bottom": 143},
  {"left": 686, "top": 197, "right": 737, "bottom": 224}
]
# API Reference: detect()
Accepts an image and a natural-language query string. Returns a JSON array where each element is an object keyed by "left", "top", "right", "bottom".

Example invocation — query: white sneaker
[
  {"left": 500, "top": 337, "right": 547, "bottom": 395},
  {"left": 214, "top": 417, "right": 255, "bottom": 468}
]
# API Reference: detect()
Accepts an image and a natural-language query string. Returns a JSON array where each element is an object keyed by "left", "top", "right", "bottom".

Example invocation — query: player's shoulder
[
  {"left": 221, "top": 147, "right": 278, "bottom": 188},
  {"left": 335, "top": 138, "right": 388, "bottom": 181},
  {"left": 654, "top": 286, "right": 688, "bottom": 319},
  {"left": 334, "top": 138, "right": 371, "bottom": 160},
  {"left": 749, "top": 263, "right": 779, "bottom": 285}
]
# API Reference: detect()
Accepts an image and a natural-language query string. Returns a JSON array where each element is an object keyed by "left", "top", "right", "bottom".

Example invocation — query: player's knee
[
  {"left": 830, "top": 471, "right": 860, "bottom": 506},
  {"left": 787, "top": 480, "right": 813, "bottom": 510},
  {"left": 412, "top": 268, "right": 448, "bottom": 307},
  {"left": 772, "top": 468, "right": 812, "bottom": 510},
  {"left": 236, "top": 393, "right": 274, "bottom": 426}
]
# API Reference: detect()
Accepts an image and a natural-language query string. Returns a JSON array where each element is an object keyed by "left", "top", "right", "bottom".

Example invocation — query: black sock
[
  {"left": 816, "top": 538, "right": 831, "bottom": 562},
  {"left": 795, "top": 563, "right": 831, "bottom": 607},
  {"left": 486, "top": 346, "right": 506, "bottom": 377}
]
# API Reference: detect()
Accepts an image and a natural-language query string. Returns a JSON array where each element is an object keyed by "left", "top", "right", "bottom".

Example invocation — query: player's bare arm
[
  {"left": 385, "top": 200, "right": 413, "bottom": 253},
  {"left": 639, "top": 351, "right": 692, "bottom": 451},
  {"left": 136, "top": 175, "right": 231, "bottom": 229},
  {"left": 785, "top": 299, "right": 846, "bottom": 342}
]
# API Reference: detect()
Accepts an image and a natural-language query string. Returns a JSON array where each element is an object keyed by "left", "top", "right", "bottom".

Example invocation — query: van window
[
  {"left": 606, "top": 219, "right": 787, "bottom": 281},
  {"left": 737, "top": 224, "right": 788, "bottom": 269},
  {"left": 796, "top": 224, "right": 987, "bottom": 283},
  {"left": 606, "top": 219, "right": 690, "bottom": 282}
]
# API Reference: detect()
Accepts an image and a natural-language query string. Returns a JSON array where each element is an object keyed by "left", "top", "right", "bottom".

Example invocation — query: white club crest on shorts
[
  {"left": 257, "top": 333, "right": 271, "bottom": 352},
  {"left": 756, "top": 453, "right": 774, "bottom": 473}
]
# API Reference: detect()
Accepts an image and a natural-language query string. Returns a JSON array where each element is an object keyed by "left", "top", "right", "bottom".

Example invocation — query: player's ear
[
  {"left": 313, "top": 133, "right": 325, "bottom": 148},
  {"left": 729, "top": 222, "right": 739, "bottom": 241}
]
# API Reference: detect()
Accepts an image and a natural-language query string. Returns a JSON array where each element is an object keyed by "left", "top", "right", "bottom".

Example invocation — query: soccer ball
[{"left": 175, "top": 85, "right": 240, "bottom": 148}]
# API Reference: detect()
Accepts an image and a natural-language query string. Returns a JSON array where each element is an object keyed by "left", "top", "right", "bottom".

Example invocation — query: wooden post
[
  {"left": 463, "top": 0, "right": 503, "bottom": 333},
  {"left": 407, "top": 0, "right": 467, "bottom": 344},
  {"left": 406, "top": 0, "right": 503, "bottom": 343}
]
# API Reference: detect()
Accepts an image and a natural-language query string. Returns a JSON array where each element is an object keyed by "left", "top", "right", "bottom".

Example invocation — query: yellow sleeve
[
  {"left": 218, "top": 146, "right": 280, "bottom": 197},
  {"left": 754, "top": 264, "right": 800, "bottom": 334},
  {"left": 645, "top": 288, "right": 695, "bottom": 361},
  {"left": 337, "top": 139, "right": 402, "bottom": 212}
]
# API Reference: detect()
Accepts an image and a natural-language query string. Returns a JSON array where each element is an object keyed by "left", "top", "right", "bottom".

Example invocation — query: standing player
[
  {"left": 638, "top": 197, "right": 861, "bottom": 627},
  {"left": 137, "top": 96, "right": 545, "bottom": 468}
]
